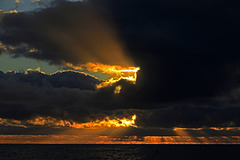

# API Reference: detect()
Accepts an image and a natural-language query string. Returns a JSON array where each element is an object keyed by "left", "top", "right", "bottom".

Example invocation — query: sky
[{"left": 0, "top": 0, "right": 240, "bottom": 144}]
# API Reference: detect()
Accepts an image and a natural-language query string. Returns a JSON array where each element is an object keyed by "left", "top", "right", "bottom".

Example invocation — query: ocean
[{"left": 0, "top": 144, "right": 239, "bottom": 160}]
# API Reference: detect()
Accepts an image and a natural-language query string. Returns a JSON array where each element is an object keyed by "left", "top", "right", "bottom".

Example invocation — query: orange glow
[
  {"left": 172, "top": 127, "right": 240, "bottom": 144},
  {"left": 114, "top": 85, "right": 122, "bottom": 94},
  {"left": 209, "top": 127, "right": 240, "bottom": 131},
  {"left": 1, "top": 135, "right": 240, "bottom": 144},
  {"left": 0, "top": 118, "right": 26, "bottom": 128},
  {"left": 173, "top": 127, "right": 240, "bottom": 131},
  {"left": 65, "top": 62, "right": 140, "bottom": 89},
  {"left": 0, "top": 9, "right": 18, "bottom": 14},
  {"left": 71, "top": 114, "right": 137, "bottom": 128},
  {"left": 173, "top": 127, "right": 203, "bottom": 131},
  {"left": 0, "top": 115, "right": 137, "bottom": 129}
]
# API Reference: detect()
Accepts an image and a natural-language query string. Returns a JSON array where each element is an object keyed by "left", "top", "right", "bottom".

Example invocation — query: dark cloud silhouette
[
  {"left": 104, "top": 0, "right": 240, "bottom": 104},
  {"left": 135, "top": 107, "right": 240, "bottom": 128},
  {"left": 0, "top": 70, "right": 100, "bottom": 90},
  {"left": 0, "top": 70, "right": 100, "bottom": 121},
  {"left": 1, "top": 69, "right": 240, "bottom": 130},
  {"left": 0, "top": 70, "right": 138, "bottom": 124}
]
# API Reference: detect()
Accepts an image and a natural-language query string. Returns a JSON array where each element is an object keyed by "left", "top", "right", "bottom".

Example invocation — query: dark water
[{"left": 0, "top": 144, "right": 239, "bottom": 160}]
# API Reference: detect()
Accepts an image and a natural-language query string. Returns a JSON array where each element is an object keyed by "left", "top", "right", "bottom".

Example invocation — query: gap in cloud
[
  {"left": 0, "top": 54, "right": 110, "bottom": 80},
  {"left": 0, "top": 54, "right": 61, "bottom": 74}
]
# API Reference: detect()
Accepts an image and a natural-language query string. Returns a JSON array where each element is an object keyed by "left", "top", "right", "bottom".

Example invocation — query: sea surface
[{"left": 0, "top": 144, "right": 239, "bottom": 160}]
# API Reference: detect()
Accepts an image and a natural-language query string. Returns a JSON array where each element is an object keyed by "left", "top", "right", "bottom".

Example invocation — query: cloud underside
[{"left": 0, "top": 0, "right": 240, "bottom": 132}]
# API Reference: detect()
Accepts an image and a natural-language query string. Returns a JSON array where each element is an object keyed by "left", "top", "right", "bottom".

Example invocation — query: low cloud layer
[{"left": 0, "top": 69, "right": 240, "bottom": 133}]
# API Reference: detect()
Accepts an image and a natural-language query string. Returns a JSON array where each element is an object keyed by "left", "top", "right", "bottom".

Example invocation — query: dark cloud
[
  {"left": 0, "top": 70, "right": 139, "bottom": 124},
  {"left": 104, "top": 0, "right": 240, "bottom": 104},
  {"left": 135, "top": 107, "right": 240, "bottom": 128},
  {"left": 0, "top": 70, "right": 99, "bottom": 90},
  {"left": 0, "top": 0, "right": 240, "bottom": 130},
  {"left": 0, "top": 0, "right": 133, "bottom": 66},
  {"left": 0, "top": 70, "right": 100, "bottom": 121},
  {"left": 1, "top": 69, "right": 240, "bottom": 131}
]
